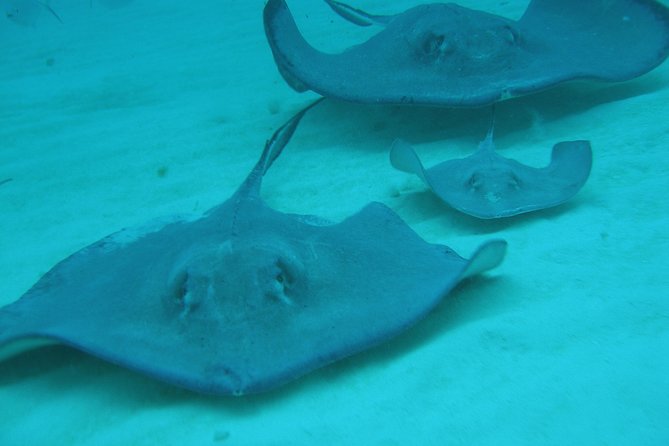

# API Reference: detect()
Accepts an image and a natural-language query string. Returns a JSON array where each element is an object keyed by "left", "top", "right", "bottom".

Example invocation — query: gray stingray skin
[
  {"left": 0, "top": 101, "right": 506, "bottom": 396},
  {"left": 390, "top": 129, "right": 592, "bottom": 219},
  {"left": 264, "top": 0, "right": 669, "bottom": 106}
]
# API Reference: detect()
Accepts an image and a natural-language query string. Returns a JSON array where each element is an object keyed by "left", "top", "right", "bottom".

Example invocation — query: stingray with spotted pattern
[
  {"left": 0, "top": 100, "right": 506, "bottom": 395},
  {"left": 264, "top": 0, "right": 669, "bottom": 106}
]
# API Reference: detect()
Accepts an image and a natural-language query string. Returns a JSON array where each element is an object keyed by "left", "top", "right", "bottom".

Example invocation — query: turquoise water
[{"left": 0, "top": 0, "right": 668, "bottom": 444}]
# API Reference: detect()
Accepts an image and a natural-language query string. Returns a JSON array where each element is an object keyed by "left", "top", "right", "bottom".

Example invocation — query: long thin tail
[
  {"left": 260, "top": 98, "right": 325, "bottom": 175},
  {"left": 476, "top": 104, "right": 496, "bottom": 154},
  {"left": 324, "top": 0, "right": 394, "bottom": 27},
  {"left": 38, "top": 1, "right": 63, "bottom": 24},
  {"left": 238, "top": 98, "right": 325, "bottom": 198}
]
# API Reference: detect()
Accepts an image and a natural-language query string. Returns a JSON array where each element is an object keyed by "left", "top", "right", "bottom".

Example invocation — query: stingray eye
[
  {"left": 407, "top": 27, "right": 455, "bottom": 63},
  {"left": 499, "top": 24, "right": 520, "bottom": 45},
  {"left": 467, "top": 173, "right": 482, "bottom": 190},
  {"left": 274, "top": 257, "right": 297, "bottom": 290},
  {"left": 263, "top": 254, "right": 304, "bottom": 306},
  {"left": 417, "top": 31, "right": 453, "bottom": 61},
  {"left": 423, "top": 33, "right": 443, "bottom": 54},
  {"left": 263, "top": 262, "right": 292, "bottom": 305},
  {"left": 507, "top": 173, "right": 522, "bottom": 190},
  {"left": 171, "top": 270, "right": 189, "bottom": 306},
  {"left": 169, "top": 269, "right": 203, "bottom": 316}
]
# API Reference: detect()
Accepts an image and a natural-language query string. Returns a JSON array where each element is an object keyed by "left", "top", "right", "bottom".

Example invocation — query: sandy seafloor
[{"left": 0, "top": 0, "right": 668, "bottom": 444}]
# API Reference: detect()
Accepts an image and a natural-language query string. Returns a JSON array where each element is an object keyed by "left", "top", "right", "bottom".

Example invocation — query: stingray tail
[
  {"left": 37, "top": 1, "right": 64, "bottom": 24},
  {"left": 237, "top": 98, "right": 324, "bottom": 198},
  {"left": 324, "top": 0, "right": 394, "bottom": 27},
  {"left": 486, "top": 105, "right": 496, "bottom": 141},
  {"left": 476, "top": 105, "right": 497, "bottom": 154}
]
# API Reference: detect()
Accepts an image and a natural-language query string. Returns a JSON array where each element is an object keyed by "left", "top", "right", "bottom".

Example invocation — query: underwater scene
[{"left": 0, "top": 0, "right": 668, "bottom": 444}]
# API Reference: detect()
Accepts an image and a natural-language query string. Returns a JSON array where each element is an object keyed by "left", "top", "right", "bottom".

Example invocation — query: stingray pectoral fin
[
  {"left": 460, "top": 240, "right": 507, "bottom": 279},
  {"left": 0, "top": 335, "right": 56, "bottom": 361},
  {"left": 0, "top": 304, "right": 52, "bottom": 359},
  {"left": 390, "top": 139, "right": 429, "bottom": 185},
  {"left": 520, "top": 0, "right": 669, "bottom": 81},
  {"left": 264, "top": 0, "right": 331, "bottom": 93},
  {"left": 0, "top": 305, "right": 24, "bottom": 346},
  {"left": 324, "top": 0, "right": 394, "bottom": 27},
  {"left": 546, "top": 140, "right": 592, "bottom": 187}
]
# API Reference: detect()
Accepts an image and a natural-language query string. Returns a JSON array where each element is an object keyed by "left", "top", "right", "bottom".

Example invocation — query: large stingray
[
  {"left": 390, "top": 126, "right": 592, "bottom": 219},
  {"left": 264, "top": 0, "right": 669, "bottom": 106},
  {"left": 0, "top": 101, "right": 506, "bottom": 395}
]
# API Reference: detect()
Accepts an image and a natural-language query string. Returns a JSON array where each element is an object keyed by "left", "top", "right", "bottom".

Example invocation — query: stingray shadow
[
  {"left": 273, "top": 273, "right": 519, "bottom": 400},
  {"left": 389, "top": 185, "right": 590, "bottom": 236},
  {"left": 309, "top": 73, "right": 667, "bottom": 151},
  {"left": 0, "top": 344, "right": 208, "bottom": 404}
]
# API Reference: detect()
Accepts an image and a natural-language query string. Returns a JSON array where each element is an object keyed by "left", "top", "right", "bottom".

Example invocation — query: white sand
[{"left": 0, "top": 0, "right": 668, "bottom": 444}]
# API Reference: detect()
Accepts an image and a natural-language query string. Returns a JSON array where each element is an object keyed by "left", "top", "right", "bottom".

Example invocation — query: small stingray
[
  {"left": 4, "top": 0, "right": 62, "bottom": 26},
  {"left": 264, "top": 0, "right": 669, "bottom": 106},
  {"left": 0, "top": 101, "right": 506, "bottom": 395},
  {"left": 390, "top": 125, "right": 592, "bottom": 219}
]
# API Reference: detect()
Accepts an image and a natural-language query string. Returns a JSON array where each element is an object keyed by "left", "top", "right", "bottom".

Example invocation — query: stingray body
[
  {"left": 264, "top": 0, "right": 669, "bottom": 106},
  {"left": 390, "top": 128, "right": 592, "bottom": 219},
  {"left": 0, "top": 101, "right": 506, "bottom": 395}
]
